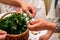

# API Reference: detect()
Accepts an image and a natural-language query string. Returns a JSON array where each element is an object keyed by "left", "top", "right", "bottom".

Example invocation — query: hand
[
  {"left": 0, "top": 0, "right": 36, "bottom": 18},
  {"left": 8, "top": 2, "right": 36, "bottom": 18},
  {"left": 0, "top": 30, "right": 7, "bottom": 40},
  {"left": 21, "top": 2, "right": 36, "bottom": 18},
  {"left": 8, "top": 5, "right": 23, "bottom": 13},
  {"left": 13, "top": 7, "right": 23, "bottom": 14},
  {"left": 39, "top": 30, "right": 53, "bottom": 40},
  {"left": 27, "top": 18, "right": 56, "bottom": 31}
]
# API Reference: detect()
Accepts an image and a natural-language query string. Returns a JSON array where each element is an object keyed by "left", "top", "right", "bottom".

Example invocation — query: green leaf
[{"left": 0, "top": 13, "right": 32, "bottom": 34}]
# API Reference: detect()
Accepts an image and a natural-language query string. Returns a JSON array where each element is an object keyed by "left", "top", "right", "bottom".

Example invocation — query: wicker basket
[{"left": 0, "top": 12, "right": 29, "bottom": 40}]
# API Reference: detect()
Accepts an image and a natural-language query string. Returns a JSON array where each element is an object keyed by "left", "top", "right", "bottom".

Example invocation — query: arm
[
  {"left": 27, "top": 18, "right": 56, "bottom": 40},
  {"left": 27, "top": 18, "right": 56, "bottom": 31},
  {"left": 47, "top": 18, "right": 60, "bottom": 33},
  {"left": 0, "top": 0, "right": 36, "bottom": 18},
  {"left": 0, "top": 0, "right": 22, "bottom": 7},
  {"left": 39, "top": 30, "right": 53, "bottom": 40}
]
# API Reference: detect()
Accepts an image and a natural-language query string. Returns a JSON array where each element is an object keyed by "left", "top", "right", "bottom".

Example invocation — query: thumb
[
  {"left": 25, "top": 9, "right": 34, "bottom": 18},
  {"left": 30, "top": 19, "right": 39, "bottom": 25},
  {"left": 27, "top": 11, "right": 32, "bottom": 18}
]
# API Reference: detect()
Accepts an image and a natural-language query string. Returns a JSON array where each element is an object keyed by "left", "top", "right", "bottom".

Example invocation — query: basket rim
[
  {"left": 0, "top": 12, "right": 21, "bottom": 20},
  {"left": 7, "top": 29, "right": 29, "bottom": 36},
  {"left": 0, "top": 12, "right": 29, "bottom": 36}
]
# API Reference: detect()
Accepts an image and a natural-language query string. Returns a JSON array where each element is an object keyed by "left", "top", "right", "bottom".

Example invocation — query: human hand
[
  {"left": 39, "top": 30, "right": 53, "bottom": 40},
  {"left": 8, "top": 5, "right": 23, "bottom": 14},
  {"left": 0, "top": 30, "right": 7, "bottom": 40},
  {"left": 21, "top": 2, "right": 36, "bottom": 18},
  {"left": 27, "top": 18, "right": 56, "bottom": 31},
  {"left": 0, "top": 0, "right": 36, "bottom": 18}
]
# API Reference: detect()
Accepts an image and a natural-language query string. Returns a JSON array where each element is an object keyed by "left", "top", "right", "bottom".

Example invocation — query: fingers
[
  {"left": 29, "top": 19, "right": 39, "bottom": 25},
  {"left": 17, "top": 8, "right": 23, "bottom": 13},
  {"left": 23, "top": 8, "right": 32, "bottom": 17},
  {"left": 27, "top": 22, "right": 41, "bottom": 31},
  {"left": 0, "top": 30, "right": 7, "bottom": 34},
  {"left": 27, "top": 19, "right": 43, "bottom": 31},
  {"left": 25, "top": 9, "right": 32, "bottom": 18},
  {"left": 23, "top": 6, "right": 36, "bottom": 18},
  {"left": 0, "top": 30, "right": 7, "bottom": 40},
  {"left": 15, "top": 7, "right": 23, "bottom": 14},
  {"left": 28, "top": 6, "right": 36, "bottom": 18}
]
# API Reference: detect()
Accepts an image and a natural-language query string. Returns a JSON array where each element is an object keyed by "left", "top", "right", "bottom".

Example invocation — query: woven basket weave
[{"left": 0, "top": 12, "right": 29, "bottom": 40}]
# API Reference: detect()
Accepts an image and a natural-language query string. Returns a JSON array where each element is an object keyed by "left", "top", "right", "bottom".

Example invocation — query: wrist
[
  {"left": 19, "top": 0, "right": 26, "bottom": 7},
  {"left": 15, "top": 0, "right": 24, "bottom": 7},
  {"left": 47, "top": 22, "right": 56, "bottom": 30},
  {"left": 55, "top": 23, "right": 60, "bottom": 33},
  {"left": 18, "top": 0, "right": 24, "bottom": 7}
]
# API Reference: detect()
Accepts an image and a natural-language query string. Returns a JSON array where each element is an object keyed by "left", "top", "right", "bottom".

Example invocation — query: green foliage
[{"left": 0, "top": 13, "right": 31, "bottom": 34}]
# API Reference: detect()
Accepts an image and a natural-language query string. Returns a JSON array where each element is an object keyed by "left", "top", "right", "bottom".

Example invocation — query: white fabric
[
  {"left": 22, "top": 0, "right": 49, "bottom": 40},
  {"left": 0, "top": 0, "right": 47, "bottom": 40},
  {"left": 47, "top": 0, "right": 55, "bottom": 17},
  {"left": 0, "top": 0, "right": 60, "bottom": 40},
  {"left": 0, "top": 3, "right": 16, "bottom": 13}
]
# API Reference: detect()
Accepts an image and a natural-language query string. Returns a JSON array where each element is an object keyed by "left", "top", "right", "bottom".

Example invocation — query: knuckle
[
  {"left": 23, "top": 8, "right": 27, "bottom": 11},
  {"left": 23, "top": 8, "right": 25, "bottom": 10}
]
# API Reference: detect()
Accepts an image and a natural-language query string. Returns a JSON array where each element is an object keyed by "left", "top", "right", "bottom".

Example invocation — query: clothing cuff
[{"left": 46, "top": 17, "right": 60, "bottom": 33}]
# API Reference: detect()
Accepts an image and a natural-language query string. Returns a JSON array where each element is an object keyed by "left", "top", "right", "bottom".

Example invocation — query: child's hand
[
  {"left": 0, "top": 30, "right": 7, "bottom": 40},
  {"left": 39, "top": 30, "right": 53, "bottom": 40}
]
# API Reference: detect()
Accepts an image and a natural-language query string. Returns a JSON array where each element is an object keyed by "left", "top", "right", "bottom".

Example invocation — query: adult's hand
[
  {"left": 0, "top": 0, "right": 36, "bottom": 18},
  {"left": 27, "top": 18, "right": 56, "bottom": 31},
  {"left": 11, "top": 3, "right": 36, "bottom": 18},
  {"left": 0, "top": 30, "right": 7, "bottom": 40},
  {"left": 27, "top": 18, "right": 56, "bottom": 40},
  {"left": 21, "top": 2, "right": 36, "bottom": 18}
]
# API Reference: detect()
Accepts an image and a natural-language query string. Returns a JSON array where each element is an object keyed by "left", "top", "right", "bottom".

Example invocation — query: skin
[
  {"left": 0, "top": 0, "right": 36, "bottom": 18},
  {"left": 27, "top": 18, "right": 56, "bottom": 40},
  {"left": 0, "top": 30, "right": 7, "bottom": 40},
  {"left": 0, "top": 0, "right": 36, "bottom": 40},
  {"left": 0, "top": 0, "right": 56, "bottom": 40},
  {"left": 39, "top": 30, "right": 54, "bottom": 40}
]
